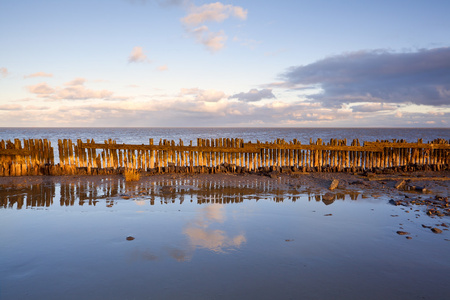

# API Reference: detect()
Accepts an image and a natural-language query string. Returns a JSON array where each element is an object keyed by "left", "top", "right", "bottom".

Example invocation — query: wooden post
[{"left": 58, "top": 139, "right": 63, "bottom": 168}]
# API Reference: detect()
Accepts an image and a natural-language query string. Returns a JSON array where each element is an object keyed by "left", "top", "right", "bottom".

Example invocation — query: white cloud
[
  {"left": 191, "top": 26, "right": 227, "bottom": 53},
  {"left": 0, "top": 104, "right": 22, "bottom": 111},
  {"left": 27, "top": 82, "right": 55, "bottom": 95},
  {"left": 57, "top": 85, "right": 113, "bottom": 100},
  {"left": 181, "top": 2, "right": 247, "bottom": 26},
  {"left": 157, "top": 65, "right": 168, "bottom": 71},
  {"left": 24, "top": 72, "right": 53, "bottom": 79},
  {"left": 5, "top": 90, "right": 450, "bottom": 127},
  {"left": 181, "top": 2, "right": 247, "bottom": 52},
  {"left": 0, "top": 67, "right": 8, "bottom": 78},
  {"left": 180, "top": 87, "right": 225, "bottom": 102},
  {"left": 128, "top": 46, "right": 150, "bottom": 63},
  {"left": 27, "top": 79, "right": 114, "bottom": 100},
  {"left": 65, "top": 77, "right": 86, "bottom": 86}
]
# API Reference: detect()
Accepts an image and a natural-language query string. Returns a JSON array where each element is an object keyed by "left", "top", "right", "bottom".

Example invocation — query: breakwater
[{"left": 1, "top": 137, "right": 449, "bottom": 176}]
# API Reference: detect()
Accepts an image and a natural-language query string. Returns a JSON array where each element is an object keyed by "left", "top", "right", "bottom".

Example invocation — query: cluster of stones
[
  {"left": 390, "top": 195, "right": 449, "bottom": 237},
  {"left": 389, "top": 195, "right": 449, "bottom": 217}
]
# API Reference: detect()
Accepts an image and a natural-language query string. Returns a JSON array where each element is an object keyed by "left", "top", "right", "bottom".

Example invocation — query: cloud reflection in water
[{"left": 183, "top": 204, "right": 246, "bottom": 254}]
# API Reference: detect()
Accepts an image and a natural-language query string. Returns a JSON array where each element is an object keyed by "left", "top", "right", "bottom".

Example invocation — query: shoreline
[{"left": 1, "top": 170, "right": 449, "bottom": 201}]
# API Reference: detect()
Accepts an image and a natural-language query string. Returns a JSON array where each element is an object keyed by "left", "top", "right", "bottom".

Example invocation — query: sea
[
  {"left": 1, "top": 127, "right": 450, "bottom": 300},
  {"left": 1, "top": 127, "right": 449, "bottom": 147}
]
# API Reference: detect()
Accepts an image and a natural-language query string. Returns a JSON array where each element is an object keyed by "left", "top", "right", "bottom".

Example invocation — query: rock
[
  {"left": 406, "top": 236, "right": 412, "bottom": 240},
  {"left": 422, "top": 224, "right": 432, "bottom": 228},
  {"left": 431, "top": 228, "right": 443, "bottom": 234},
  {"left": 389, "top": 199, "right": 403, "bottom": 206},
  {"left": 412, "top": 186, "right": 427, "bottom": 193},
  {"left": 329, "top": 179, "right": 339, "bottom": 190},
  {"left": 324, "top": 213, "right": 333, "bottom": 216},
  {"left": 126, "top": 236, "right": 135, "bottom": 241},
  {"left": 396, "top": 231, "right": 409, "bottom": 235}
]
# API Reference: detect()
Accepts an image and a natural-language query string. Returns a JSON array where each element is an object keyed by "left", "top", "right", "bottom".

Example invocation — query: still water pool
[{"left": 1, "top": 176, "right": 449, "bottom": 299}]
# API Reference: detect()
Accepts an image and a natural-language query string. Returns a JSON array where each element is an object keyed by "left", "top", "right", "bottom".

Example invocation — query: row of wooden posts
[{"left": 1, "top": 137, "right": 449, "bottom": 176}]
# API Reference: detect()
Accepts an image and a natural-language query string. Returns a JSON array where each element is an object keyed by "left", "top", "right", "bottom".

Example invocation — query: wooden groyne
[
  {"left": 0, "top": 139, "right": 54, "bottom": 176},
  {"left": 1, "top": 137, "right": 449, "bottom": 176}
]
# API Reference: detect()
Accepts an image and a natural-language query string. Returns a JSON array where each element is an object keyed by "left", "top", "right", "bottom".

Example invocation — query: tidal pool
[{"left": 1, "top": 177, "right": 449, "bottom": 299}]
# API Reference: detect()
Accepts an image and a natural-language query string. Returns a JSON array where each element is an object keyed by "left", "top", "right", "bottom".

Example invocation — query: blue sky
[{"left": 1, "top": 0, "right": 449, "bottom": 127}]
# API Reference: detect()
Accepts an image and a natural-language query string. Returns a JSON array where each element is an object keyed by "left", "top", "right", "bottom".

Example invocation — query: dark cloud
[
  {"left": 351, "top": 103, "right": 398, "bottom": 113},
  {"left": 230, "top": 88, "right": 276, "bottom": 102},
  {"left": 282, "top": 47, "right": 450, "bottom": 107}
]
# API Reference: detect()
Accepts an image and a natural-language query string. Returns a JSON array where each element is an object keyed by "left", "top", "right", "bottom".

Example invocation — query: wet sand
[{"left": 1, "top": 170, "right": 449, "bottom": 201}]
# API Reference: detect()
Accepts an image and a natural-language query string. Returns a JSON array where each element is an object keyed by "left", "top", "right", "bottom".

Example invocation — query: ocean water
[{"left": 1, "top": 127, "right": 449, "bottom": 147}]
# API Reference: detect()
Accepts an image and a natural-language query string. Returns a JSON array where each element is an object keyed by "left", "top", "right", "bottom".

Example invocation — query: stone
[
  {"left": 396, "top": 231, "right": 409, "bottom": 235},
  {"left": 329, "top": 179, "right": 339, "bottom": 190},
  {"left": 431, "top": 228, "right": 443, "bottom": 234}
]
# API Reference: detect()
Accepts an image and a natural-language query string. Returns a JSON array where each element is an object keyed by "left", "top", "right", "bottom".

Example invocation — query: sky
[{"left": 1, "top": 0, "right": 449, "bottom": 127}]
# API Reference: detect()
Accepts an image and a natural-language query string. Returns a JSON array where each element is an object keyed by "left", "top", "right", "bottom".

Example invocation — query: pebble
[
  {"left": 396, "top": 231, "right": 409, "bottom": 235},
  {"left": 431, "top": 228, "right": 443, "bottom": 234},
  {"left": 126, "top": 236, "right": 135, "bottom": 241}
]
